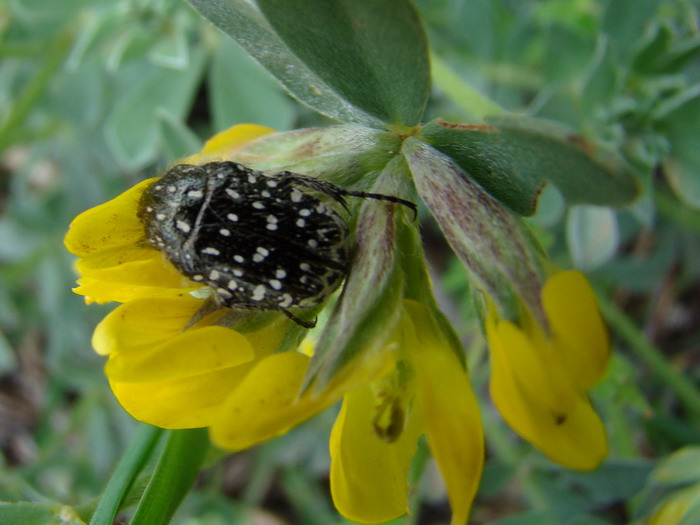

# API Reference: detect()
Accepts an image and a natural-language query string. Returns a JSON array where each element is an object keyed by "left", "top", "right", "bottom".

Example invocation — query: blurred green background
[{"left": 1, "top": 0, "right": 700, "bottom": 523}]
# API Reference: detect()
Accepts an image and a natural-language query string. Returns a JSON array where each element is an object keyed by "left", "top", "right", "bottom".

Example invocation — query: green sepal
[
  {"left": 396, "top": 203, "right": 468, "bottom": 369},
  {"left": 186, "top": 0, "right": 429, "bottom": 127},
  {"left": 402, "top": 137, "right": 547, "bottom": 324},
  {"left": 304, "top": 156, "right": 412, "bottom": 391},
  {"left": 420, "top": 116, "right": 640, "bottom": 216},
  {"left": 232, "top": 124, "right": 401, "bottom": 186}
]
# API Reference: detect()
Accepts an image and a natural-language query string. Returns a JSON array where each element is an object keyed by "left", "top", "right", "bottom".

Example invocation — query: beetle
[{"left": 138, "top": 161, "right": 415, "bottom": 327}]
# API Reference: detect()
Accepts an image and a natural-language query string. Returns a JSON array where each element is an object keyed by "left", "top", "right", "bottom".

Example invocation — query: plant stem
[
  {"left": 430, "top": 53, "right": 505, "bottom": 121},
  {"left": 130, "top": 428, "right": 210, "bottom": 525},
  {"left": 598, "top": 294, "right": 700, "bottom": 420},
  {"left": 89, "top": 424, "right": 164, "bottom": 525}
]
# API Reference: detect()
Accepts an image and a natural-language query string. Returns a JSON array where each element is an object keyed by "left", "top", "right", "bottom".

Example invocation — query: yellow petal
[
  {"left": 404, "top": 301, "right": 484, "bottom": 525},
  {"left": 542, "top": 271, "right": 610, "bottom": 390},
  {"left": 242, "top": 316, "right": 295, "bottom": 359},
  {"left": 64, "top": 178, "right": 157, "bottom": 257},
  {"left": 210, "top": 352, "right": 335, "bottom": 451},
  {"left": 329, "top": 386, "right": 423, "bottom": 524},
  {"left": 73, "top": 277, "right": 199, "bottom": 304},
  {"left": 487, "top": 313, "right": 607, "bottom": 470},
  {"left": 96, "top": 297, "right": 256, "bottom": 381},
  {"left": 92, "top": 297, "right": 203, "bottom": 356},
  {"left": 110, "top": 365, "right": 252, "bottom": 429},
  {"left": 186, "top": 124, "right": 276, "bottom": 163},
  {"left": 74, "top": 253, "right": 199, "bottom": 304},
  {"left": 105, "top": 326, "right": 254, "bottom": 382},
  {"left": 491, "top": 319, "right": 576, "bottom": 415}
]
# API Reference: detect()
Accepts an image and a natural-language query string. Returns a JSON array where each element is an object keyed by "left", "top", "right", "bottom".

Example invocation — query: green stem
[
  {"left": 655, "top": 190, "right": 700, "bottom": 233},
  {"left": 597, "top": 294, "right": 700, "bottom": 420},
  {"left": 130, "top": 428, "right": 210, "bottom": 525},
  {"left": 429, "top": 52, "right": 505, "bottom": 121},
  {"left": 0, "top": 31, "right": 72, "bottom": 153},
  {"left": 89, "top": 424, "right": 164, "bottom": 525}
]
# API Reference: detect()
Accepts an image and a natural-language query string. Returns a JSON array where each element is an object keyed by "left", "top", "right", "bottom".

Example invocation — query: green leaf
[
  {"left": 658, "top": 84, "right": 700, "bottom": 209},
  {"left": 186, "top": 0, "right": 429, "bottom": 127},
  {"left": 104, "top": 50, "right": 205, "bottom": 170},
  {"left": 0, "top": 503, "right": 86, "bottom": 525},
  {"left": 257, "top": 0, "right": 429, "bottom": 126},
  {"left": 490, "top": 511, "right": 556, "bottom": 525},
  {"left": 156, "top": 109, "right": 202, "bottom": 160},
  {"left": 567, "top": 206, "right": 619, "bottom": 271},
  {"left": 579, "top": 37, "right": 618, "bottom": 115},
  {"left": 632, "top": 24, "right": 700, "bottom": 75},
  {"left": 602, "top": 0, "right": 661, "bottom": 57},
  {"left": 420, "top": 116, "right": 640, "bottom": 215},
  {"left": 208, "top": 38, "right": 295, "bottom": 132},
  {"left": 652, "top": 447, "right": 700, "bottom": 486},
  {"left": 562, "top": 459, "right": 654, "bottom": 507},
  {"left": 419, "top": 119, "right": 546, "bottom": 215}
]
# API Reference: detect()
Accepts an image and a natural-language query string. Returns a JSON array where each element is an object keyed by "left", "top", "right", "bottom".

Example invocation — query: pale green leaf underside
[{"left": 187, "top": 0, "right": 429, "bottom": 127}]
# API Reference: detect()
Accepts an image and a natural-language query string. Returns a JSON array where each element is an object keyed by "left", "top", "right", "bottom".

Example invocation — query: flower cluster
[{"left": 65, "top": 124, "right": 611, "bottom": 523}]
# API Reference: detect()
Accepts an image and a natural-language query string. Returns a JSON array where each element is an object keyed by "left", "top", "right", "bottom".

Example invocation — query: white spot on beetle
[
  {"left": 252, "top": 284, "right": 266, "bottom": 301},
  {"left": 279, "top": 293, "right": 293, "bottom": 307}
]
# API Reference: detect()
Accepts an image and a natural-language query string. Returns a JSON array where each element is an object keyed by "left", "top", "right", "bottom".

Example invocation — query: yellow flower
[
  {"left": 64, "top": 124, "right": 275, "bottom": 305},
  {"left": 486, "top": 270, "right": 609, "bottom": 470},
  {"left": 64, "top": 123, "right": 286, "bottom": 429},
  {"left": 65, "top": 123, "right": 484, "bottom": 524},
  {"left": 209, "top": 299, "right": 484, "bottom": 525}
]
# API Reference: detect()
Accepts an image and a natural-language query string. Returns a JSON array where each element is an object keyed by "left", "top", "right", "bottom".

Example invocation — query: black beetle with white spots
[{"left": 138, "top": 161, "right": 415, "bottom": 328}]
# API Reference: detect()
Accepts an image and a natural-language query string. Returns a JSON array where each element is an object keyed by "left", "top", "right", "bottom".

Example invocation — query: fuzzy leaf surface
[
  {"left": 420, "top": 117, "right": 640, "bottom": 215},
  {"left": 187, "top": 0, "right": 429, "bottom": 126}
]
